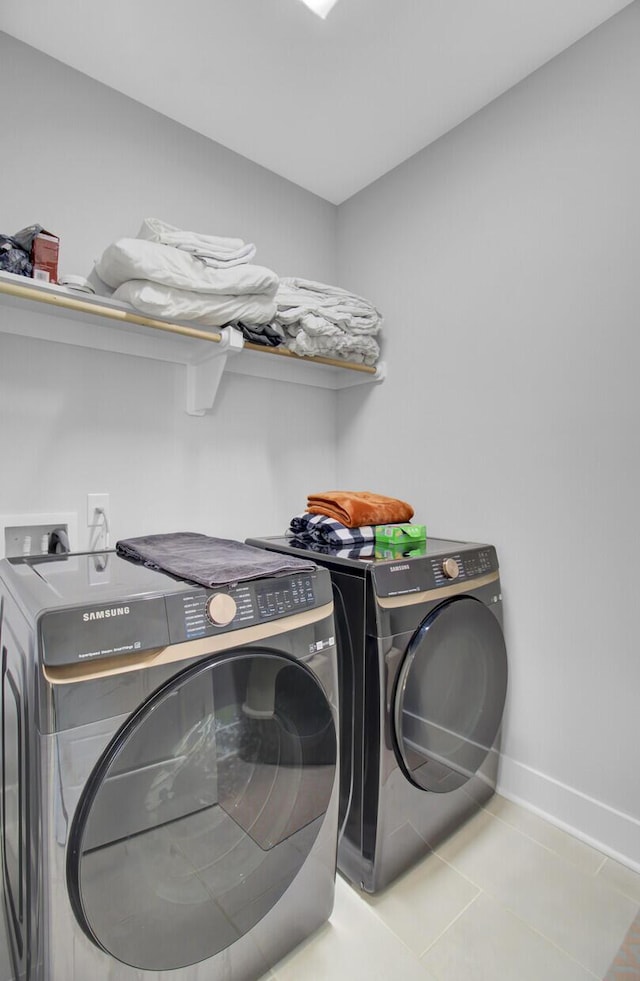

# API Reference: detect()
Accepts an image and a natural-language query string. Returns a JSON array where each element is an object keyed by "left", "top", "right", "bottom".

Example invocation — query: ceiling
[{"left": 0, "top": 0, "right": 634, "bottom": 203}]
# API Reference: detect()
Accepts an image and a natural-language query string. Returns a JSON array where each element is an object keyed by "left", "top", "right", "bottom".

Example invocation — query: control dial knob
[
  {"left": 442, "top": 557, "right": 460, "bottom": 580},
  {"left": 206, "top": 593, "right": 237, "bottom": 626}
]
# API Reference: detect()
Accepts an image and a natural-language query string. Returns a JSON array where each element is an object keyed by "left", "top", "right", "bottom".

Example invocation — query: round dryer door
[
  {"left": 67, "top": 650, "right": 337, "bottom": 972},
  {"left": 394, "top": 596, "right": 507, "bottom": 793}
]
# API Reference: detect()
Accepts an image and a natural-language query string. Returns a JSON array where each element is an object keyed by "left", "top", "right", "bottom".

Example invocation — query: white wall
[
  {"left": 0, "top": 33, "right": 340, "bottom": 546},
  {"left": 3, "top": 8, "right": 640, "bottom": 870},
  {"left": 337, "top": 4, "right": 640, "bottom": 866}
]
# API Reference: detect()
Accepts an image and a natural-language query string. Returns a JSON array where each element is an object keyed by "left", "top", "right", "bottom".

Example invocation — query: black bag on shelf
[{"left": 0, "top": 232, "right": 33, "bottom": 277}]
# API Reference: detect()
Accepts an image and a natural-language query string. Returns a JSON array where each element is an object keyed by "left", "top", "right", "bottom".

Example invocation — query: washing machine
[
  {"left": 0, "top": 549, "right": 339, "bottom": 980},
  {"left": 246, "top": 534, "right": 508, "bottom": 893}
]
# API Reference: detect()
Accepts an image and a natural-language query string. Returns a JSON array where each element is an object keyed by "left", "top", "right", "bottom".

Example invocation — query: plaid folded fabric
[
  {"left": 289, "top": 536, "right": 375, "bottom": 558},
  {"left": 288, "top": 513, "right": 375, "bottom": 547}
]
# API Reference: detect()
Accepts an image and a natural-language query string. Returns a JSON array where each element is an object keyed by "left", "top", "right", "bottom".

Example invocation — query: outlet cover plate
[{"left": 87, "top": 494, "right": 109, "bottom": 526}]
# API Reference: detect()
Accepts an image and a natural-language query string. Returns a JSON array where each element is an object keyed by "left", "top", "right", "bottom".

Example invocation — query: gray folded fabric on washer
[{"left": 115, "top": 532, "right": 316, "bottom": 587}]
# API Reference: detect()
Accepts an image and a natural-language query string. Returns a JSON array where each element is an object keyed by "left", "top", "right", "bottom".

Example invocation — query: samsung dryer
[
  {"left": 0, "top": 550, "right": 339, "bottom": 980},
  {"left": 247, "top": 535, "right": 508, "bottom": 893}
]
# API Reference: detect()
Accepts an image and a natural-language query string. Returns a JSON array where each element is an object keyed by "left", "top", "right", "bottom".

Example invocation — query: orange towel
[{"left": 306, "top": 490, "right": 414, "bottom": 528}]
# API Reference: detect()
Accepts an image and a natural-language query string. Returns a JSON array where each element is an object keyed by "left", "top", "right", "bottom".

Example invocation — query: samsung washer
[
  {"left": 247, "top": 534, "right": 508, "bottom": 893},
  {"left": 0, "top": 549, "right": 339, "bottom": 980}
]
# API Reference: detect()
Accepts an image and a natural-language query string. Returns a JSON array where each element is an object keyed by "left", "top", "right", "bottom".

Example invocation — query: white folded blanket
[
  {"left": 114, "top": 280, "right": 277, "bottom": 327},
  {"left": 285, "top": 326, "right": 380, "bottom": 364},
  {"left": 273, "top": 277, "right": 382, "bottom": 364},
  {"left": 95, "top": 239, "right": 278, "bottom": 296},
  {"left": 275, "top": 277, "right": 382, "bottom": 335},
  {"left": 138, "top": 217, "right": 257, "bottom": 267},
  {"left": 284, "top": 315, "right": 380, "bottom": 365},
  {"left": 281, "top": 276, "right": 376, "bottom": 306}
]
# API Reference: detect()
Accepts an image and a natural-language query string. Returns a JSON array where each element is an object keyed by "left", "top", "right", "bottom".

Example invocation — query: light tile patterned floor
[
  {"left": 1, "top": 795, "right": 638, "bottom": 980},
  {"left": 604, "top": 911, "right": 640, "bottom": 980},
  {"left": 267, "top": 795, "right": 640, "bottom": 981}
]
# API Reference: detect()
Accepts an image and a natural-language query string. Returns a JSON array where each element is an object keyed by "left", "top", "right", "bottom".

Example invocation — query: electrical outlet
[{"left": 87, "top": 493, "right": 109, "bottom": 526}]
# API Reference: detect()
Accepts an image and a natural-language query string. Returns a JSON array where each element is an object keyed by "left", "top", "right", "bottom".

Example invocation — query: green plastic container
[{"left": 374, "top": 523, "right": 427, "bottom": 547}]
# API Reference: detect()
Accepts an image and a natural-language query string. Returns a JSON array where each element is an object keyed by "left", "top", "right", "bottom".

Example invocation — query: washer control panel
[
  {"left": 166, "top": 572, "right": 325, "bottom": 643},
  {"left": 30, "top": 558, "right": 330, "bottom": 665}
]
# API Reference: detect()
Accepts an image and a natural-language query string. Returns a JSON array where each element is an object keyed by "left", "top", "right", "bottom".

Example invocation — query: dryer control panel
[
  {"left": 165, "top": 571, "right": 329, "bottom": 643},
  {"left": 372, "top": 545, "right": 498, "bottom": 597}
]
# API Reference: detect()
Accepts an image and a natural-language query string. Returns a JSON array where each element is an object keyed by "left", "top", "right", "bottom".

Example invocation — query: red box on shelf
[{"left": 31, "top": 230, "right": 59, "bottom": 284}]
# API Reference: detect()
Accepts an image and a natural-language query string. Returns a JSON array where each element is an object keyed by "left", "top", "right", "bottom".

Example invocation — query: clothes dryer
[
  {"left": 0, "top": 550, "right": 339, "bottom": 980},
  {"left": 247, "top": 535, "right": 508, "bottom": 893}
]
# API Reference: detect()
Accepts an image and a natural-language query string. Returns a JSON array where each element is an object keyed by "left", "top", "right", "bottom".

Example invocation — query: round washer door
[
  {"left": 394, "top": 596, "right": 507, "bottom": 793},
  {"left": 67, "top": 650, "right": 337, "bottom": 972}
]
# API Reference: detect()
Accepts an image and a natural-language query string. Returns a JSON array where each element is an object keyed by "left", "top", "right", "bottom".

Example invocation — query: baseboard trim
[{"left": 497, "top": 754, "right": 640, "bottom": 873}]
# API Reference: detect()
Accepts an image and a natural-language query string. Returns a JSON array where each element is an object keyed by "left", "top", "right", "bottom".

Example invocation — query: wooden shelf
[{"left": 0, "top": 271, "right": 385, "bottom": 414}]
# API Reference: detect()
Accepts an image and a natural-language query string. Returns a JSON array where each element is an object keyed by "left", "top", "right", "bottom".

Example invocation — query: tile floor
[
  {"left": 1, "top": 795, "right": 638, "bottom": 980},
  {"left": 266, "top": 795, "right": 640, "bottom": 981}
]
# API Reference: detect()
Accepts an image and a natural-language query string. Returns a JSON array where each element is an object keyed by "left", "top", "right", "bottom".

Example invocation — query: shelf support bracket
[{"left": 185, "top": 327, "right": 244, "bottom": 415}]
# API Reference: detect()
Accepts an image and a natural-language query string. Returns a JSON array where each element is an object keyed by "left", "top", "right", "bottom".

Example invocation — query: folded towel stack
[
  {"left": 306, "top": 490, "right": 414, "bottom": 528},
  {"left": 286, "top": 491, "right": 416, "bottom": 556},
  {"left": 274, "top": 277, "right": 382, "bottom": 365},
  {"left": 94, "top": 218, "right": 280, "bottom": 329}
]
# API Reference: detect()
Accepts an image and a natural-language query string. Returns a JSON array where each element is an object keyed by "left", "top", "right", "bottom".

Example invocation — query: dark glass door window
[
  {"left": 394, "top": 597, "right": 507, "bottom": 793},
  {"left": 67, "top": 650, "right": 336, "bottom": 972}
]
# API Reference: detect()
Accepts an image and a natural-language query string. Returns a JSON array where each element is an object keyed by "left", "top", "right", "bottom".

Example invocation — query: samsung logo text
[
  {"left": 389, "top": 564, "right": 410, "bottom": 572},
  {"left": 83, "top": 606, "right": 130, "bottom": 622}
]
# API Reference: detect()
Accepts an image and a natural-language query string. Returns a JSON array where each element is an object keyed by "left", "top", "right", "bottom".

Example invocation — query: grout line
[
  {"left": 434, "top": 850, "right": 487, "bottom": 892},
  {"left": 329, "top": 879, "right": 433, "bottom": 970},
  {"left": 421, "top": 859, "right": 603, "bottom": 981},
  {"left": 494, "top": 783, "right": 640, "bottom": 873},
  {"left": 593, "top": 862, "right": 640, "bottom": 905},
  {"left": 418, "top": 889, "right": 483, "bottom": 958},
  {"left": 492, "top": 896, "right": 602, "bottom": 979},
  {"left": 486, "top": 804, "right": 640, "bottom": 905},
  {"left": 485, "top": 801, "right": 640, "bottom": 904},
  {"left": 338, "top": 872, "right": 479, "bottom": 971},
  {"left": 432, "top": 808, "right": 633, "bottom": 978},
  {"left": 349, "top": 889, "right": 438, "bottom": 966},
  {"left": 478, "top": 800, "right": 610, "bottom": 877}
]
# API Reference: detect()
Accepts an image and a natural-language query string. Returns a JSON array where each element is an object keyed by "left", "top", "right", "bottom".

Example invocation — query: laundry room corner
[
  {"left": 0, "top": 32, "right": 343, "bottom": 548},
  {"left": 2, "top": 3, "right": 640, "bottom": 978},
  {"left": 335, "top": 1, "right": 640, "bottom": 868}
]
